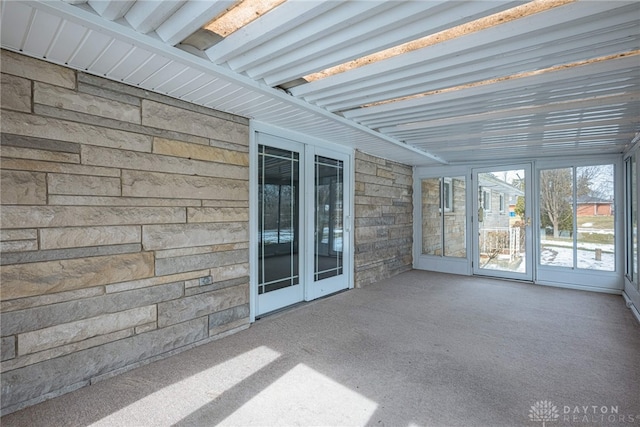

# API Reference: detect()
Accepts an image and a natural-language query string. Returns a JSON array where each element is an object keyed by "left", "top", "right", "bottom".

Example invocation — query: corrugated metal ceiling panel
[
  {"left": 2, "top": 0, "right": 639, "bottom": 166},
  {"left": 291, "top": 2, "right": 638, "bottom": 110},
  {"left": 1, "top": 0, "right": 437, "bottom": 166}
]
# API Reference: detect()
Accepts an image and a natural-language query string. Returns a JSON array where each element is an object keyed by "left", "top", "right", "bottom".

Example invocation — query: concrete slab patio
[{"left": 2, "top": 270, "right": 639, "bottom": 426}]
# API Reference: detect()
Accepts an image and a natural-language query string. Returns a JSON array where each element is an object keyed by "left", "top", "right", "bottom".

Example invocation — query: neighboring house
[
  {"left": 478, "top": 174, "right": 524, "bottom": 230},
  {"left": 476, "top": 175, "right": 524, "bottom": 261},
  {"left": 576, "top": 196, "right": 614, "bottom": 216}
]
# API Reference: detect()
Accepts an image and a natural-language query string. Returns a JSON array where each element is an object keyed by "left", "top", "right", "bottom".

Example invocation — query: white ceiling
[{"left": 2, "top": 0, "right": 639, "bottom": 166}]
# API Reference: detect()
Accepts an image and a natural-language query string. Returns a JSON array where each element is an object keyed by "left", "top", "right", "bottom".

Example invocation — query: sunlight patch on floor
[
  {"left": 218, "top": 363, "right": 378, "bottom": 426},
  {"left": 92, "top": 346, "right": 281, "bottom": 426}
]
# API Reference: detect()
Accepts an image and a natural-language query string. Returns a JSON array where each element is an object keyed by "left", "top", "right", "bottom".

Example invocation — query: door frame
[
  {"left": 472, "top": 163, "right": 534, "bottom": 282},
  {"left": 305, "top": 146, "right": 352, "bottom": 301},
  {"left": 249, "top": 121, "right": 354, "bottom": 321},
  {"left": 534, "top": 155, "right": 623, "bottom": 292},
  {"left": 254, "top": 133, "right": 305, "bottom": 317},
  {"left": 413, "top": 165, "right": 472, "bottom": 275}
]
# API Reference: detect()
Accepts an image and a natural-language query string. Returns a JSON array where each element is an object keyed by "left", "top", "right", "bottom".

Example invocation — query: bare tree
[
  {"left": 540, "top": 168, "right": 572, "bottom": 238},
  {"left": 540, "top": 165, "right": 614, "bottom": 239}
]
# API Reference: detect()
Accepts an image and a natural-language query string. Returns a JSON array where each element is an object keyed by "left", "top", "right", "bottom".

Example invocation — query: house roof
[
  {"left": 576, "top": 195, "right": 613, "bottom": 204},
  {"left": 2, "top": 0, "right": 638, "bottom": 166},
  {"left": 479, "top": 174, "right": 524, "bottom": 197}
]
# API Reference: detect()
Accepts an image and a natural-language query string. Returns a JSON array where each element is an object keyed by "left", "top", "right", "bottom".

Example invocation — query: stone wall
[
  {"left": 0, "top": 50, "right": 250, "bottom": 414},
  {"left": 354, "top": 151, "right": 413, "bottom": 287}
]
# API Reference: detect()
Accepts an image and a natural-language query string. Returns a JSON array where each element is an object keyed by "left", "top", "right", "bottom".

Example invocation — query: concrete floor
[{"left": 2, "top": 270, "right": 639, "bottom": 426}]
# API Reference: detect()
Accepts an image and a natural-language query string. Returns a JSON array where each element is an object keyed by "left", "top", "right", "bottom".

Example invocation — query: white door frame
[
  {"left": 472, "top": 163, "right": 534, "bottom": 282},
  {"left": 534, "top": 156, "right": 623, "bottom": 292},
  {"left": 249, "top": 122, "right": 354, "bottom": 321},
  {"left": 305, "top": 146, "right": 352, "bottom": 301},
  {"left": 253, "top": 132, "right": 305, "bottom": 317}
]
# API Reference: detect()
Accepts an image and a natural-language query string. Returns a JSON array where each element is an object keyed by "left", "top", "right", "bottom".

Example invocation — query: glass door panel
[
  {"left": 314, "top": 156, "right": 343, "bottom": 281},
  {"left": 539, "top": 168, "right": 574, "bottom": 268},
  {"left": 576, "top": 165, "right": 615, "bottom": 271},
  {"left": 473, "top": 166, "right": 532, "bottom": 281},
  {"left": 444, "top": 176, "right": 466, "bottom": 257},
  {"left": 421, "top": 178, "right": 443, "bottom": 256},
  {"left": 257, "top": 143, "right": 303, "bottom": 315},
  {"left": 308, "top": 149, "right": 351, "bottom": 299},
  {"left": 421, "top": 177, "right": 466, "bottom": 258}
]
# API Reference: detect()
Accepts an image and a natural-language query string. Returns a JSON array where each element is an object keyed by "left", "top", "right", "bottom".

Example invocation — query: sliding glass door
[
  {"left": 537, "top": 162, "right": 618, "bottom": 291},
  {"left": 473, "top": 165, "right": 533, "bottom": 281}
]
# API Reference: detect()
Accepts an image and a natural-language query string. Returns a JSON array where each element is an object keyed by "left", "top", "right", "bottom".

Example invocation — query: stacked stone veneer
[
  {"left": 354, "top": 151, "right": 413, "bottom": 287},
  {"left": 0, "top": 50, "right": 250, "bottom": 414}
]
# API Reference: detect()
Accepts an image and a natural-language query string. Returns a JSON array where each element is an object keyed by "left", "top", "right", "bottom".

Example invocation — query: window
[
  {"left": 481, "top": 188, "right": 492, "bottom": 212},
  {"left": 422, "top": 176, "right": 466, "bottom": 258},
  {"left": 626, "top": 155, "right": 638, "bottom": 286},
  {"left": 499, "top": 193, "right": 505, "bottom": 213},
  {"left": 539, "top": 164, "right": 615, "bottom": 272},
  {"left": 443, "top": 178, "right": 453, "bottom": 212}
]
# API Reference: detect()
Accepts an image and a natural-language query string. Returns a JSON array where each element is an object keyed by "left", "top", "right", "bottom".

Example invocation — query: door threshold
[
  {"left": 255, "top": 288, "right": 350, "bottom": 321},
  {"left": 473, "top": 274, "right": 534, "bottom": 285}
]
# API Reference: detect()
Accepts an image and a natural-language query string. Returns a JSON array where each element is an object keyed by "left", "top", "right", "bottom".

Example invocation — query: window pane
[
  {"left": 443, "top": 178, "right": 452, "bottom": 211},
  {"left": 539, "top": 168, "right": 574, "bottom": 268},
  {"left": 258, "top": 145, "right": 299, "bottom": 294},
  {"left": 478, "top": 170, "right": 525, "bottom": 273},
  {"left": 443, "top": 176, "right": 466, "bottom": 257},
  {"left": 633, "top": 155, "right": 638, "bottom": 287},
  {"left": 576, "top": 165, "right": 614, "bottom": 271},
  {"left": 422, "top": 178, "right": 442, "bottom": 255},
  {"left": 314, "top": 156, "right": 343, "bottom": 281}
]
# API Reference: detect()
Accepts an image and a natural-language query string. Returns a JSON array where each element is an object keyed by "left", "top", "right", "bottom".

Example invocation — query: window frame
[
  {"left": 482, "top": 188, "right": 492, "bottom": 212},
  {"left": 443, "top": 177, "right": 453, "bottom": 212}
]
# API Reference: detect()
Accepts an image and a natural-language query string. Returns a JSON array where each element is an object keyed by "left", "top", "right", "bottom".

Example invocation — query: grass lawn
[
  {"left": 543, "top": 215, "right": 615, "bottom": 246},
  {"left": 577, "top": 215, "right": 614, "bottom": 229}
]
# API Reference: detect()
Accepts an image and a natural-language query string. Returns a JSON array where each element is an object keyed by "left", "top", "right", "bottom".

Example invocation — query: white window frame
[
  {"left": 482, "top": 188, "right": 492, "bottom": 212},
  {"left": 443, "top": 177, "right": 453, "bottom": 212},
  {"left": 535, "top": 156, "right": 622, "bottom": 293}
]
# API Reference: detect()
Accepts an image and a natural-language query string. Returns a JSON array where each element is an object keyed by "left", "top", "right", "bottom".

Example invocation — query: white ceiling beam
[
  {"left": 381, "top": 92, "right": 640, "bottom": 133},
  {"left": 319, "top": 29, "right": 638, "bottom": 112},
  {"left": 355, "top": 75, "right": 639, "bottom": 128},
  {"left": 227, "top": 0, "right": 397, "bottom": 74},
  {"left": 290, "top": 1, "right": 635, "bottom": 100},
  {"left": 344, "top": 55, "right": 640, "bottom": 121},
  {"left": 259, "top": 1, "right": 523, "bottom": 87},
  {"left": 155, "top": 0, "right": 236, "bottom": 46},
  {"left": 394, "top": 119, "right": 636, "bottom": 146},
  {"left": 419, "top": 132, "right": 637, "bottom": 154},
  {"left": 206, "top": 0, "right": 340, "bottom": 64},
  {"left": 124, "top": 0, "right": 185, "bottom": 34},
  {"left": 87, "top": 0, "right": 135, "bottom": 21},
  {"left": 20, "top": 0, "right": 446, "bottom": 166}
]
